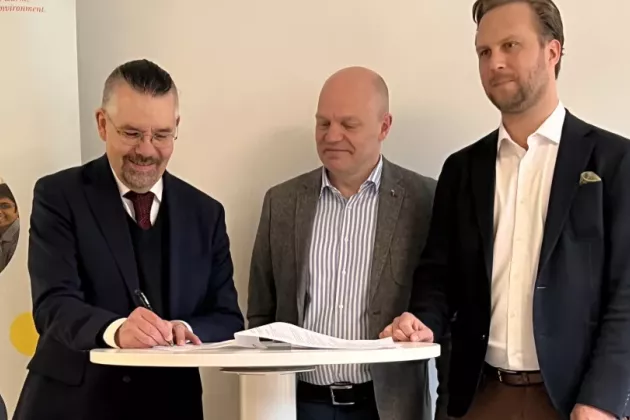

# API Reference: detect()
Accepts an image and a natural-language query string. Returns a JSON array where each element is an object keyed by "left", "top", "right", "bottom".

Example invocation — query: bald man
[{"left": 247, "top": 67, "right": 443, "bottom": 420}]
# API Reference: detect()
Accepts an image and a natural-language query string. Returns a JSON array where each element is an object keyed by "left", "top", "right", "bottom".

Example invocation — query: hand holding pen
[
  {"left": 112, "top": 290, "right": 174, "bottom": 349},
  {"left": 134, "top": 290, "right": 201, "bottom": 346},
  {"left": 134, "top": 290, "right": 174, "bottom": 346}
]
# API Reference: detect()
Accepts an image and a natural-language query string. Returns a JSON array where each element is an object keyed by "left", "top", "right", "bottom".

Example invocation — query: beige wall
[{"left": 76, "top": 1, "right": 630, "bottom": 418}]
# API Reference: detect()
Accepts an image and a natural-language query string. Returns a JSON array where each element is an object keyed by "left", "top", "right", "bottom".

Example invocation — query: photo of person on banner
[{"left": 0, "top": 181, "right": 19, "bottom": 274}]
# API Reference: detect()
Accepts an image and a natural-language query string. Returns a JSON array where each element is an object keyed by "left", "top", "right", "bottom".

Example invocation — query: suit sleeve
[
  {"left": 408, "top": 155, "right": 460, "bottom": 342},
  {"left": 29, "top": 178, "right": 120, "bottom": 351},
  {"left": 576, "top": 151, "right": 630, "bottom": 417},
  {"left": 246, "top": 190, "right": 277, "bottom": 328},
  {"left": 186, "top": 202, "right": 245, "bottom": 342}
]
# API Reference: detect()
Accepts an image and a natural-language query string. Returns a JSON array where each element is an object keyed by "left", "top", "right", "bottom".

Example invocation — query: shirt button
[
  {"left": 341, "top": 270, "right": 346, "bottom": 276},
  {"left": 122, "top": 375, "right": 131, "bottom": 383},
  {"left": 338, "top": 305, "right": 344, "bottom": 310}
]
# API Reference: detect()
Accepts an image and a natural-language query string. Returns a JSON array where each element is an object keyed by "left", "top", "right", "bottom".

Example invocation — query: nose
[
  {"left": 488, "top": 51, "right": 507, "bottom": 72},
  {"left": 135, "top": 136, "right": 158, "bottom": 156},
  {"left": 324, "top": 123, "right": 344, "bottom": 143}
]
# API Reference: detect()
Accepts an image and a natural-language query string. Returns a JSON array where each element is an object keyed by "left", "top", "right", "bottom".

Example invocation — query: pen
[{"left": 134, "top": 289, "right": 174, "bottom": 346}]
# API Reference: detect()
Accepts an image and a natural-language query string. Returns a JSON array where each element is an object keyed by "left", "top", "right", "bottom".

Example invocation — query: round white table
[{"left": 90, "top": 343, "right": 440, "bottom": 420}]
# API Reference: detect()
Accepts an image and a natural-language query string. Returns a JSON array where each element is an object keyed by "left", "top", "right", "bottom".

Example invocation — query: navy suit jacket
[
  {"left": 410, "top": 111, "right": 630, "bottom": 419},
  {"left": 14, "top": 155, "right": 244, "bottom": 420}
]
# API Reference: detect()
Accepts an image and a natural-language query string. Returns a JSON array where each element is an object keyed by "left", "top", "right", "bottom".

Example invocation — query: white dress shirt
[
  {"left": 102, "top": 167, "right": 190, "bottom": 348},
  {"left": 485, "top": 101, "right": 566, "bottom": 371}
]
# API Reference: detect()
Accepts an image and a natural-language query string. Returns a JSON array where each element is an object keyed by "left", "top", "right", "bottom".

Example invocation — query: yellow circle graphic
[{"left": 10, "top": 312, "right": 39, "bottom": 357}]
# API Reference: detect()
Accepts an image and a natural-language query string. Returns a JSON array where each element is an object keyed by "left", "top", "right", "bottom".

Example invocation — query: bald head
[
  {"left": 319, "top": 66, "right": 389, "bottom": 115},
  {"left": 315, "top": 66, "right": 393, "bottom": 189}
]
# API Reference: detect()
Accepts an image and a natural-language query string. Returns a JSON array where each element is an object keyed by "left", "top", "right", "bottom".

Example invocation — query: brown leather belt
[{"left": 484, "top": 363, "right": 544, "bottom": 386}]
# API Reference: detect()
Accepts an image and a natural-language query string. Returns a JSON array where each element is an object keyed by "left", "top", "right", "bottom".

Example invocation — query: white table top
[{"left": 90, "top": 342, "right": 440, "bottom": 368}]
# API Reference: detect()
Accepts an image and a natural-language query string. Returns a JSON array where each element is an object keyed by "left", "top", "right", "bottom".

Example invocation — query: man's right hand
[
  {"left": 115, "top": 307, "right": 173, "bottom": 349},
  {"left": 379, "top": 312, "right": 434, "bottom": 343}
]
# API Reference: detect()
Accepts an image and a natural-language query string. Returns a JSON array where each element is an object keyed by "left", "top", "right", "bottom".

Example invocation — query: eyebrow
[
  {"left": 476, "top": 35, "right": 520, "bottom": 51},
  {"left": 153, "top": 126, "right": 175, "bottom": 133},
  {"left": 118, "top": 123, "right": 174, "bottom": 133},
  {"left": 315, "top": 115, "right": 360, "bottom": 122}
]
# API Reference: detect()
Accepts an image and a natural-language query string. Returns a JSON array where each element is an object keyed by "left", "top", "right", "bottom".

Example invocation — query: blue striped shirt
[{"left": 299, "top": 157, "right": 383, "bottom": 385}]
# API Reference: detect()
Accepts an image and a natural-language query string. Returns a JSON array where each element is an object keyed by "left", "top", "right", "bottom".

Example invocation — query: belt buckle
[
  {"left": 496, "top": 368, "right": 531, "bottom": 386},
  {"left": 496, "top": 368, "right": 515, "bottom": 384},
  {"left": 330, "top": 383, "right": 354, "bottom": 406}
]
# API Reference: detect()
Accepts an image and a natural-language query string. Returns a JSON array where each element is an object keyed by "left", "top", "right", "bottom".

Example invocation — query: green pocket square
[{"left": 579, "top": 171, "right": 601, "bottom": 185}]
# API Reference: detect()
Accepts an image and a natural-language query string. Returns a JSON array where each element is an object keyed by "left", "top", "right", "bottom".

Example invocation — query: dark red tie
[{"left": 124, "top": 191, "right": 155, "bottom": 229}]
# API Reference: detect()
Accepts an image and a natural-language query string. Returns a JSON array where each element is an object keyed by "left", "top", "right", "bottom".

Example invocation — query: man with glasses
[
  {"left": 13, "top": 59, "right": 244, "bottom": 420},
  {"left": 0, "top": 182, "right": 19, "bottom": 273}
]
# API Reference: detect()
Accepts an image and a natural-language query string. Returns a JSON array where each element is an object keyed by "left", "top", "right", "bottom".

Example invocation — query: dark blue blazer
[
  {"left": 14, "top": 155, "right": 244, "bottom": 420},
  {"left": 410, "top": 111, "right": 630, "bottom": 419}
]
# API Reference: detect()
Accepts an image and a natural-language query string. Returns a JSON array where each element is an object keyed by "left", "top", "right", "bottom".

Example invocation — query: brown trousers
[{"left": 452, "top": 375, "right": 563, "bottom": 420}]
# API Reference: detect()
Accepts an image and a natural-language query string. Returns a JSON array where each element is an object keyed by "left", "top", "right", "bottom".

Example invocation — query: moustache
[{"left": 124, "top": 154, "right": 161, "bottom": 166}]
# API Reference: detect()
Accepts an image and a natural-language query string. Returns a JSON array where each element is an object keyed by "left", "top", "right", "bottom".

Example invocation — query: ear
[
  {"left": 378, "top": 113, "right": 393, "bottom": 142},
  {"left": 548, "top": 39, "right": 562, "bottom": 70},
  {"left": 95, "top": 108, "right": 107, "bottom": 142}
]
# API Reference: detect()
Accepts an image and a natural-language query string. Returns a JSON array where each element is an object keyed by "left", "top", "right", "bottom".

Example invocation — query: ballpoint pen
[{"left": 134, "top": 289, "right": 174, "bottom": 346}]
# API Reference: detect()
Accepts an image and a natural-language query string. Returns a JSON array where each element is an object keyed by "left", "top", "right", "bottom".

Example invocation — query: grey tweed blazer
[{"left": 247, "top": 157, "right": 438, "bottom": 420}]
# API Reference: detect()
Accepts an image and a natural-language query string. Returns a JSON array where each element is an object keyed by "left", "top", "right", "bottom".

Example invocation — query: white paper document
[
  {"left": 235, "top": 322, "right": 396, "bottom": 350},
  {"left": 152, "top": 322, "right": 395, "bottom": 351},
  {"left": 152, "top": 339, "right": 238, "bottom": 352}
]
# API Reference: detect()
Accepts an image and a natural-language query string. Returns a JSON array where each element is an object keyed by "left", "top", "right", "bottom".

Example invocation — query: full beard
[
  {"left": 121, "top": 154, "right": 162, "bottom": 191},
  {"left": 487, "top": 56, "right": 548, "bottom": 114}
]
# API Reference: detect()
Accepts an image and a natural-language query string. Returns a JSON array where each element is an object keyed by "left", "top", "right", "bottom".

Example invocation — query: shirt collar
[
  {"left": 110, "top": 165, "right": 163, "bottom": 202},
  {"left": 321, "top": 155, "right": 383, "bottom": 194},
  {"left": 498, "top": 101, "right": 566, "bottom": 149}
]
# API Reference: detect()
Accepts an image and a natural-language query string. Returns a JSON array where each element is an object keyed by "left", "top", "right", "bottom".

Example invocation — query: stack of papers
[{"left": 153, "top": 322, "right": 395, "bottom": 352}]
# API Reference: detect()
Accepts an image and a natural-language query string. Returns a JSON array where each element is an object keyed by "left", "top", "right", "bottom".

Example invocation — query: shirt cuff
[
  {"left": 173, "top": 320, "right": 193, "bottom": 332},
  {"left": 103, "top": 318, "right": 127, "bottom": 348}
]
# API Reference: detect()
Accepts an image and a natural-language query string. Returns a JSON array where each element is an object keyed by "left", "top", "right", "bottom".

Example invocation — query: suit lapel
[
  {"left": 538, "top": 112, "right": 594, "bottom": 275},
  {"left": 471, "top": 133, "right": 498, "bottom": 282},
  {"left": 295, "top": 171, "right": 320, "bottom": 326},
  {"left": 369, "top": 159, "right": 403, "bottom": 305},
  {"left": 83, "top": 155, "right": 139, "bottom": 298},
  {"left": 164, "top": 172, "right": 184, "bottom": 318}
]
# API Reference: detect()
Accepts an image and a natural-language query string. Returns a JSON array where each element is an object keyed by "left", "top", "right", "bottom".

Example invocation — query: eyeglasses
[{"left": 104, "top": 111, "right": 178, "bottom": 149}]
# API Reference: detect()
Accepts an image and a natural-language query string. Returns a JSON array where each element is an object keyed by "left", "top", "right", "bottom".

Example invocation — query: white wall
[
  {"left": 0, "top": 1, "right": 82, "bottom": 417},
  {"left": 76, "top": 1, "right": 630, "bottom": 418}
]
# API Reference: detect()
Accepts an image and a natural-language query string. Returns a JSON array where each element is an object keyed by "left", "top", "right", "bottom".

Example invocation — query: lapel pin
[{"left": 390, "top": 189, "right": 396, "bottom": 197}]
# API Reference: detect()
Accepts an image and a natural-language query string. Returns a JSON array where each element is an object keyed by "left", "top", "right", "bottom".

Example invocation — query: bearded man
[{"left": 14, "top": 59, "right": 244, "bottom": 420}]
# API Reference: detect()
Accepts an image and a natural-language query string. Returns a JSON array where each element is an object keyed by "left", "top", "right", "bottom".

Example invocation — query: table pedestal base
[{"left": 221, "top": 366, "right": 316, "bottom": 420}]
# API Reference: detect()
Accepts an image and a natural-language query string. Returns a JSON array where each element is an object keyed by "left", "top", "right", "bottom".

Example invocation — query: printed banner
[{"left": 0, "top": 0, "right": 81, "bottom": 416}]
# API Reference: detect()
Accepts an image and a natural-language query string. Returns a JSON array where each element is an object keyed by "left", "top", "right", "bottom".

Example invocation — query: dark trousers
[
  {"left": 297, "top": 400, "right": 379, "bottom": 420},
  {"left": 296, "top": 380, "right": 379, "bottom": 420}
]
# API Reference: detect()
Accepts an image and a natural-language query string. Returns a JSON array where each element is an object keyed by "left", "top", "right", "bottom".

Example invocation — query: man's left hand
[
  {"left": 571, "top": 404, "right": 615, "bottom": 420},
  {"left": 171, "top": 321, "right": 202, "bottom": 346}
]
